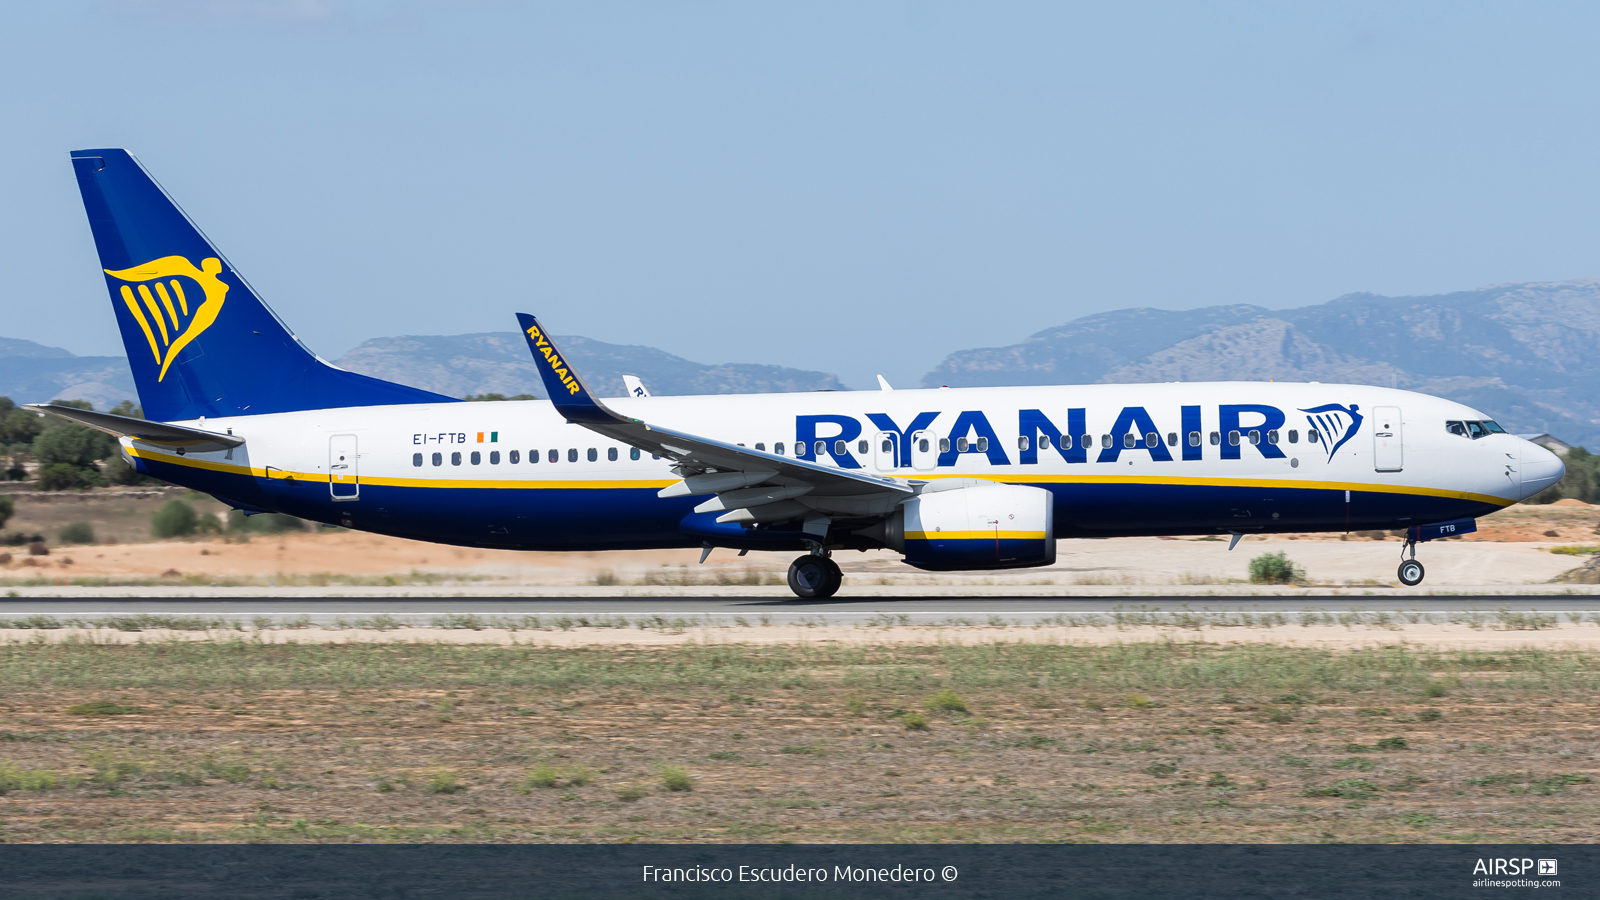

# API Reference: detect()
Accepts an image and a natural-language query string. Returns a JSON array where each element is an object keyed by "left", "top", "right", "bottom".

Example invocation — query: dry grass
[{"left": 0, "top": 640, "right": 1594, "bottom": 843}]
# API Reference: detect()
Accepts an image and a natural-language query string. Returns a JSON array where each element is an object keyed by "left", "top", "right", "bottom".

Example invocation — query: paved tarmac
[{"left": 3, "top": 595, "right": 1598, "bottom": 625}]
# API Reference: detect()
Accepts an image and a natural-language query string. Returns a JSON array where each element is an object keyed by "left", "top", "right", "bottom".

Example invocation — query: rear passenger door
[{"left": 1372, "top": 407, "right": 1402, "bottom": 472}]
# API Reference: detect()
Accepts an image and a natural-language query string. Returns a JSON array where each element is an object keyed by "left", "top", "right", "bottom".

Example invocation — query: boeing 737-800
[{"left": 36, "top": 150, "right": 1565, "bottom": 598}]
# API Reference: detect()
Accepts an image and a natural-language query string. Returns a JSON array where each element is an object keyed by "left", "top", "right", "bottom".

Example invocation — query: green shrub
[
  {"left": 37, "top": 463, "right": 104, "bottom": 491},
  {"left": 660, "top": 766, "right": 694, "bottom": 792},
  {"left": 1423, "top": 681, "right": 1450, "bottom": 698},
  {"left": 67, "top": 700, "right": 139, "bottom": 716},
  {"left": 426, "top": 771, "right": 464, "bottom": 794},
  {"left": 0, "top": 407, "right": 44, "bottom": 445},
  {"left": 227, "top": 510, "right": 304, "bottom": 534},
  {"left": 1417, "top": 709, "right": 1443, "bottom": 722},
  {"left": 526, "top": 765, "right": 562, "bottom": 788},
  {"left": 1305, "top": 778, "right": 1380, "bottom": 799},
  {"left": 1248, "top": 551, "right": 1305, "bottom": 584},
  {"left": 151, "top": 500, "right": 199, "bottom": 538},
  {"left": 1376, "top": 737, "right": 1409, "bottom": 750},
  {"left": 924, "top": 690, "right": 968, "bottom": 713},
  {"left": 34, "top": 423, "right": 117, "bottom": 469},
  {"left": 0, "top": 763, "right": 59, "bottom": 794},
  {"left": 616, "top": 785, "right": 647, "bottom": 802},
  {"left": 102, "top": 454, "right": 152, "bottom": 486},
  {"left": 901, "top": 712, "right": 929, "bottom": 731},
  {"left": 58, "top": 522, "right": 95, "bottom": 545}
]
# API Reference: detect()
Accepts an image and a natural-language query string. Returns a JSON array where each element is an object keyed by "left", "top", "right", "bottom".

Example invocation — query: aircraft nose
[{"left": 1517, "top": 441, "right": 1565, "bottom": 500}]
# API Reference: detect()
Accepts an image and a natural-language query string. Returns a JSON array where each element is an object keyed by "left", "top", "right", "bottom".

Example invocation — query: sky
[{"left": 4, "top": 2, "right": 1600, "bottom": 391}]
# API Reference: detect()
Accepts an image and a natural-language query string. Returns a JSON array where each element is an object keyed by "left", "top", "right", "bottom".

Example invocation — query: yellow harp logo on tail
[{"left": 103, "top": 256, "right": 229, "bottom": 382}]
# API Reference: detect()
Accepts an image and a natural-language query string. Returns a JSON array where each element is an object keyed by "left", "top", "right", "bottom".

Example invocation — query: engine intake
[{"left": 886, "top": 483, "right": 1055, "bottom": 571}]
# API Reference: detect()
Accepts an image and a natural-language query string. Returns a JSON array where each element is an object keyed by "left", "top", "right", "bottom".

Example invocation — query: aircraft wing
[
  {"left": 26, "top": 403, "right": 244, "bottom": 453},
  {"left": 516, "top": 314, "right": 911, "bottom": 535}
]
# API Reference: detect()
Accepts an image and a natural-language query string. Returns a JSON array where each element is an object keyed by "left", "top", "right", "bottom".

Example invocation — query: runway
[{"left": 4, "top": 594, "right": 1598, "bottom": 625}]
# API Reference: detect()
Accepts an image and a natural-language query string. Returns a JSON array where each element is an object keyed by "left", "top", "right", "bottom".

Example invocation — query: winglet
[{"left": 516, "top": 314, "right": 617, "bottom": 424}]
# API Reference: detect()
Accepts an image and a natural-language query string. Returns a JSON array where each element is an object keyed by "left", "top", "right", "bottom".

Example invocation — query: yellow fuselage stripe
[
  {"left": 906, "top": 531, "right": 1047, "bottom": 541},
  {"left": 125, "top": 445, "right": 1512, "bottom": 505}
]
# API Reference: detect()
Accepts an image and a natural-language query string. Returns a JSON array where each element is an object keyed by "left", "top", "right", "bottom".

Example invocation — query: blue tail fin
[{"left": 70, "top": 149, "right": 456, "bottom": 421}]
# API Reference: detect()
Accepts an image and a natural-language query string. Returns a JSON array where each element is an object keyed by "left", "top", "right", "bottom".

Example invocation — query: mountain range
[
  {"left": 926, "top": 279, "right": 1600, "bottom": 447},
  {"left": 4, "top": 278, "right": 1598, "bottom": 447}
]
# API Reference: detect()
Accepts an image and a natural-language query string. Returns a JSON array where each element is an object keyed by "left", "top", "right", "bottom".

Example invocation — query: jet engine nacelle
[{"left": 885, "top": 482, "right": 1056, "bottom": 571}]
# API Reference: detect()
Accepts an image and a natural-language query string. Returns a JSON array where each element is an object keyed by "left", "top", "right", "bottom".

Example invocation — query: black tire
[
  {"left": 787, "top": 555, "right": 841, "bottom": 599},
  {"left": 820, "top": 556, "right": 843, "bottom": 596},
  {"left": 1397, "top": 559, "right": 1425, "bottom": 587}
]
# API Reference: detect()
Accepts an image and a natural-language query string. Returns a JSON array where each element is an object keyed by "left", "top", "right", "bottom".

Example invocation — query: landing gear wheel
[
  {"left": 1397, "top": 559, "right": 1425, "bottom": 586},
  {"left": 787, "top": 555, "right": 841, "bottom": 599}
]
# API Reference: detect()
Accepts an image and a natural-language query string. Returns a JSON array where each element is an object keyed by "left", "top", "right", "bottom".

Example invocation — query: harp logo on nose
[{"left": 103, "top": 256, "right": 229, "bottom": 382}]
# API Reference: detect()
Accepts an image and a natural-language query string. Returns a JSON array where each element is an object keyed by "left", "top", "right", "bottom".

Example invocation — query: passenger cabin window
[
  {"left": 1189, "top": 431, "right": 1201, "bottom": 447},
  {"left": 1228, "top": 431, "right": 1240, "bottom": 446},
  {"left": 490, "top": 451, "right": 500, "bottom": 464},
  {"left": 587, "top": 448, "right": 598, "bottom": 462},
  {"left": 608, "top": 447, "right": 618, "bottom": 461},
  {"left": 510, "top": 450, "right": 521, "bottom": 464},
  {"left": 939, "top": 438, "right": 951, "bottom": 453},
  {"left": 1248, "top": 430, "right": 1260, "bottom": 445},
  {"left": 1101, "top": 434, "right": 1111, "bottom": 449},
  {"left": 1308, "top": 430, "right": 1319, "bottom": 444},
  {"left": 1122, "top": 433, "right": 1135, "bottom": 449},
  {"left": 858, "top": 440, "right": 868, "bottom": 454},
  {"left": 412, "top": 453, "right": 423, "bottom": 467},
  {"left": 548, "top": 449, "right": 558, "bottom": 463},
  {"left": 834, "top": 440, "right": 847, "bottom": 456},
  {"left": 755, "top": 443, "right": 765, "bottom": 451},
  {"left": 1079, "top": 434, "right": 1091, "bottom": 450},
  {"left": 1017, "top": 435, "right": 1030, "bottom": 451},
  {"left": 977, "top": 436, "right": 988, "bottom": 452},
  {"left": 432, "top": 452, "right": 442, "bottom": 466},
  {"left": 1267, "top": 429, "right": 1279, "bottom": 444},
  {"left": 815, "top": 440, "right": 826, "bottom": 456},
  {"left": 775, "top": 443, "right": 786, "bottom": 456},
  {"left": 1040, "top": 434, "right": 1052, "bottom": 449},
  {"left": 451, "top": 451, "right": 462, "bottom": 466},
  {"left": 1167, "top": 432, "right": 1177, "bottom": 446},
  {"left": 1209, "top": 431, "right": 1220, "bottom": 446},
  {"left": 470, "top": 451, "right": 481, "bottom": 465},
  {"left": 1145, "top": 432, "right": 1158, "bottom": 448},
  {"left": 918, "top": 438, "right": 929, "bottom": 453},
  {"left": 882, "top": 438, "right": 894, "bottom": 453},
  {"left": 1287, "top": 430, "right": 1298, "bottom": 443},
  {"left": 957, "top": 437, "right": 969, "bottom": 452},
  {"left": 630, "top": 448, "right": 640, "bottom": 460}
]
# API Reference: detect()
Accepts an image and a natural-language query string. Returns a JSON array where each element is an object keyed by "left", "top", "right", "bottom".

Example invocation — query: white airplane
[{"left": 37, "top": 149, "right": 1565, "bottom": 599}]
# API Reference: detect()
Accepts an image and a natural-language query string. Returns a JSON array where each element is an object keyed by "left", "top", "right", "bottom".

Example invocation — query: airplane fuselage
[{"left": 123, "top": 381, "right": 1555, "bottom": 551}]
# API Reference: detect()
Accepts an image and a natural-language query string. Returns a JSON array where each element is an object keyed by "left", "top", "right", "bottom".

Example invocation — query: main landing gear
[
  {"left": 787, "top": 553, "right": 842, "bottom": 600},
  {"left": 1398, "top": 540, "right": 1425, "bottom": 587}
]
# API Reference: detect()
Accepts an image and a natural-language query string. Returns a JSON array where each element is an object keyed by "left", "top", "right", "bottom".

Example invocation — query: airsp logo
[
  {"left": 1472, "top": 858, "right": 1552, "bottom": 876},
  {"left": 104, "top": 256, "right": 229, "bottom": 382}
]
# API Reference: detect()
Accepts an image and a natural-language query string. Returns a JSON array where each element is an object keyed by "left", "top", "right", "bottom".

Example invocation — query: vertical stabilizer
[{"left": 70, "top": 149, "right": 455, "bottom": 421}]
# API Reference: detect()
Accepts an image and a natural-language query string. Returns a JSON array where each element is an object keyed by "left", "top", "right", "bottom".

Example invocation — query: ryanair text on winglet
[{"left": 525, "top": 324, "right": 582, "bottom": 396}]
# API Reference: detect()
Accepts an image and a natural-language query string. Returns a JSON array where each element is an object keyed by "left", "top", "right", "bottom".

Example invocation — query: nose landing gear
[
  {"left": 787, "top": 553, "right": 842, "bottom": 599},
  {"left": 1397, "top": 541, "right": 1425, "bottom": 586}
]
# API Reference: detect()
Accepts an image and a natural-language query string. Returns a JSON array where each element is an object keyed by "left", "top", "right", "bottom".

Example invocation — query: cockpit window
[
  {"left": 1482, "top": 420, "right": 1505, "bottom": 434},
  {"left": 1446, "top": 421, "right": 1467, "bottom": 437},
  {"left": 1465, "top": 421, "right": 1488, "bottom": 439}
]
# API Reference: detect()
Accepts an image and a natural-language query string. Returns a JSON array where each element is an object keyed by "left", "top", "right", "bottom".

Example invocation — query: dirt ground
[
  {"left": 0, "top": 639, "right": 1593, "bottom": 844},
  {"left": 4, "top": 489, "right": 1598, "bottom": 588}
]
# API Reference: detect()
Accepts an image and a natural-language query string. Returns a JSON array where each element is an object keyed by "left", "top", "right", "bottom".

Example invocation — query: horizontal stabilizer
[{"left": 26, "top": 403, "right": 243, "bottom": 453}]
